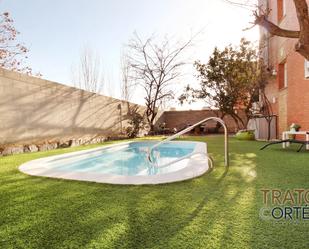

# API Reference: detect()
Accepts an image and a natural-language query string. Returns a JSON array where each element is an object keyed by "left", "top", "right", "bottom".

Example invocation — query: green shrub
[
  {"left": 125, "top": 105, "right": 146, "bottom": 138},
  {"left": 236, "top": 129, "right": 255, "bottom": 140}
]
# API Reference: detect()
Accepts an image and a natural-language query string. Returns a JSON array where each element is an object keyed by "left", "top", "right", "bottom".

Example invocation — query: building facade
[{"left": 260, "top": 0, "right": 309, "bottom": 136}]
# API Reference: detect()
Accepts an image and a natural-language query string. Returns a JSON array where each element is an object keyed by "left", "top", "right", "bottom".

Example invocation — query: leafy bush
[{"left": 125, "top": 105, "right": 146, "bottom": 138}]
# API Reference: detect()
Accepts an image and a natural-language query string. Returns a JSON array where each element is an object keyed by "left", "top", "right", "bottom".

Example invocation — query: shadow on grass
[
  {"left": 1, "top": 137, "right": 309, "bottom": 248},
  {"left": 0, "top": 150, "right": 249, "bottom": 249}
]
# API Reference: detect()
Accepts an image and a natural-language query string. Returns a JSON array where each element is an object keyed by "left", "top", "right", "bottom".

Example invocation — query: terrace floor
[{"left": 0, "top": 136, "right": 308, "bottom": 249}]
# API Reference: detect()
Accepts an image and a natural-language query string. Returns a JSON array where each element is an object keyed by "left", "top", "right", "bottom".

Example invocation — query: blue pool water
[{"left": 48, "top": 142, "right": 196, "bottom": 176}]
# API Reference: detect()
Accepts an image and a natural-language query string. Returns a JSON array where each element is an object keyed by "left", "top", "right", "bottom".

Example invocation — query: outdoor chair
[{"left": 260, "top": 133, "right": 309, "bottom": 152}]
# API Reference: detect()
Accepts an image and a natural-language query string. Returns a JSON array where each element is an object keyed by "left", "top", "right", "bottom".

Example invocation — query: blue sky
[{"left": 1, "top": 0, "right": 258, "bottom": 109}]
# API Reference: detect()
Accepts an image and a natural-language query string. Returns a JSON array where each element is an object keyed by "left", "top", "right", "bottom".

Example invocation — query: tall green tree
[{"left": 180, "top": 38, "right": 270, "bottom": 129}]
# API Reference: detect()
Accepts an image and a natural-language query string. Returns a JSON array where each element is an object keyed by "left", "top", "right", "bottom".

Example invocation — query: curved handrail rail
[{"left": 148, "top": 117, "right": 229, "bottom": 167}]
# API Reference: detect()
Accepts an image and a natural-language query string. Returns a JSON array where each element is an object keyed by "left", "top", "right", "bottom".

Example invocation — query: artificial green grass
[{"left": 0, "top": 136, "right": 309, "bottom": 249}]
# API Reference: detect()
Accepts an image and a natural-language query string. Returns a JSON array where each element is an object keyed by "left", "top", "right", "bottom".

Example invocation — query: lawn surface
[{"left": 1, "top": 136, "right": 309, "bottom": 249}]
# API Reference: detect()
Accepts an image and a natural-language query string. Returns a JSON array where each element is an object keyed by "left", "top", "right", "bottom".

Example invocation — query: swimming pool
[{"left": 19, "top": 141, "right": 209, "bottom": 184}]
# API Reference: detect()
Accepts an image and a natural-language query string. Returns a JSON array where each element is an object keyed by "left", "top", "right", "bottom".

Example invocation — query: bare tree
[
  {"left": 120, "top": 50, "right": 133, "bottom": 102},
  {"left": 126, "top": 32, "right": 194, "bottom": 132},
  {"left": 72, "top": 47, "right": 104, "bottom": 93},
  {"left": 120, "top": 50, "right": 147, "bottom": 137},
  {"left": 223, "top": 0, "right": 309, "bottom": 60}
]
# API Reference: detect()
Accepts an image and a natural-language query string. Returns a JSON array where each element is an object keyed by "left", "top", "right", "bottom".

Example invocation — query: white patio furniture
[{"left": 282, "top": 131, "right": 309, "bottom": 150}]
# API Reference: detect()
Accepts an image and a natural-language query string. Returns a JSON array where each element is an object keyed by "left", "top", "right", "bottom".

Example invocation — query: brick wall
[
  {"left": 0, "top": 68, "right": 145, "bottom": 145},
  {"left": 261, "top": 0, "right": 309, "bottom": 136},
  {"left": 286, "top": 52, "right": 309, "bottom": 131},
  {"left": 158, "top": 110, "right": 247, "bottom": 133},
  {"left": 278, "top": 89, "right": 288, "bottom": 134}
]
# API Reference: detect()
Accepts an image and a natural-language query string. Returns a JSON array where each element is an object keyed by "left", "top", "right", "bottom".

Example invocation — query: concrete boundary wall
[{"left": 0, "top": 68, "right": 145, "bottom": 145}]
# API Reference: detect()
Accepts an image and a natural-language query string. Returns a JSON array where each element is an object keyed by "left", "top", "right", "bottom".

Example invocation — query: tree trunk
[
  {"left": 254, "top": 0, "right": 309, "bottom": 60},
  {"left": 265, "top": 116, "right": 273, "bottom": 141},
  {"left": 293, "top": 0, "right": 309, "bottom": 60},
  {"left": 230, "top": 112, "right": 246, "bottom": 130},
  {"left": 214, "top": 113, "right": 226, "bottom": 133}
]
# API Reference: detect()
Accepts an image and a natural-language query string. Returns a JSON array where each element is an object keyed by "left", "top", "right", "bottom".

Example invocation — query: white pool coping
[{"left": 19, "top": 140, "right": 209, "bottom": 185}]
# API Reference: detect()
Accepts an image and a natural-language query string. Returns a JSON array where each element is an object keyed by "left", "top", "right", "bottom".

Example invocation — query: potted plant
[
  {"left": 290, "top": 123, "right": 301, "bottom": 132},
  {"left": 289, "top": 123, "right": 301, "bottom": 139}
]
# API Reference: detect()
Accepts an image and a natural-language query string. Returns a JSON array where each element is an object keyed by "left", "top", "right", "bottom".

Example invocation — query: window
[
  {"left": 277, "top": 0, "right": 286, "bottom": 22},
  {"left": 278, "top": 62, "right": 287, "bottom": 89},
  {"left": 305, "top": 60, "right": 309, "bottom": 79}
]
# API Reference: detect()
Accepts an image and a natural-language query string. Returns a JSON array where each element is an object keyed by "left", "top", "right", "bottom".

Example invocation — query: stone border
[
  {"left": 19, "top": 141, "right": 209, "bottom": 185},
  {"left": 0, "top": 135, "right": 129, "bottom": 156}
]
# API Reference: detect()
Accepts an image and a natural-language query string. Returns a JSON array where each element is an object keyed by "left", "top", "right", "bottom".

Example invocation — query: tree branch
[{"left": 253, "top": 12, "right": 300, "bottom": 38}]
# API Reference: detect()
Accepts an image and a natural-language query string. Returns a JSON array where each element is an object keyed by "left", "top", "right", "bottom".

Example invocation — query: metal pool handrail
[{"left": 147, "top": 117, "right": 229, "bottom": 167}]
